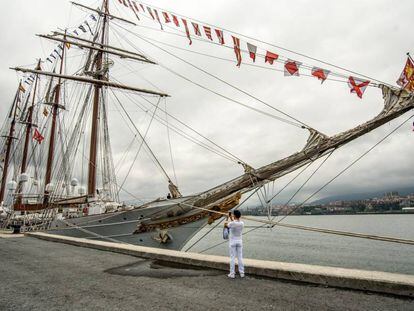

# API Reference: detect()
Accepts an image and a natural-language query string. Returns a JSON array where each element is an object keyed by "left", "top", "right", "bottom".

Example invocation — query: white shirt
[{"left": 227, "top": 220, "right": 244, "bottom": 244}]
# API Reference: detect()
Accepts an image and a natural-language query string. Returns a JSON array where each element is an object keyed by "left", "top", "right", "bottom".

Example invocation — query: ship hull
[{"left": 47, "top": 198, "right": 209, "bottom": 251}]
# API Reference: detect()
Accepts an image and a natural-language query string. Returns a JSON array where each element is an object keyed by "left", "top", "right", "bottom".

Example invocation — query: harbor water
[{"left": 185, "top": 214, "right": 414, "bottom": 275}]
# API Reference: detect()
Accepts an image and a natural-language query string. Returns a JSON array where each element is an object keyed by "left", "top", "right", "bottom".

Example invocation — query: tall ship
[{"left": 1, "top": 0, "right": 413, "bottom": 250}]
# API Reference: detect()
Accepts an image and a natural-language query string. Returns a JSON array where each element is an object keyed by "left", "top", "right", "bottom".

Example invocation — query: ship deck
[{"left": 1, "top": 233, "right": 413, "bottom": 311}]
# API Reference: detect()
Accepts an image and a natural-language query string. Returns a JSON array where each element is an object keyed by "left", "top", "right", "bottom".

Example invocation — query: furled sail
[
  {"left": 302, "top": 129, "right": 329, "bottom": 151},
  {"left": 168, "top": 181, "right": 182, "bottom": 199}
]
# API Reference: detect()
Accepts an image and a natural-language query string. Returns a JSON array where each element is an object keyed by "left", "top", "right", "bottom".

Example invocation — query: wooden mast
[
  {"left": 20, "top": 60, "right": 42, "bottom": 176},
  {"left": 44, "top": 34, "right": 66, "bottom": 201},
  {"left": 9, "top": 0, "right": 166, "bottom": 204},
  {"left": 13, "top": 60, "right": 42, "bottom": 207},
  {"left": 0, "top": 84, "right": 23, "bottom": 202},
  {"left": 88, "top": 0, "right": 108, "bottom": 197}
]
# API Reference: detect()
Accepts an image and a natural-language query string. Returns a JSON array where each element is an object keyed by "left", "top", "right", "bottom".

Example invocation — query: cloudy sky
[{"left": 1, "top": 0, "right": 413, "bottom": 205}]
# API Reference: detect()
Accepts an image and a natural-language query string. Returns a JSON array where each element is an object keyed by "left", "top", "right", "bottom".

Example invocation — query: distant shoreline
[
  {"left": 245, "top": 211, "right": 414, "bottom": 217},
  {"left": 300, "top": 211, "right": 414, "bottom": 216}
]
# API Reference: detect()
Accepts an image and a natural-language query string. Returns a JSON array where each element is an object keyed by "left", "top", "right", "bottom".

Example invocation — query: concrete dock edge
[{"left": 26, "top": 232, "right": 414, "bottom": 298}]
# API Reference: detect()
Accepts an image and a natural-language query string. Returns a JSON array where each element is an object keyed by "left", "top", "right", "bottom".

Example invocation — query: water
[{"left": 185, "top": 214, "right": 414, "bottom": 275}]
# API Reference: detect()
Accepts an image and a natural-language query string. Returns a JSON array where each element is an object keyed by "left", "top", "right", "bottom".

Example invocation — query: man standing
[{"left": 226, "top": 210, "right": 245, "bottom": 278}]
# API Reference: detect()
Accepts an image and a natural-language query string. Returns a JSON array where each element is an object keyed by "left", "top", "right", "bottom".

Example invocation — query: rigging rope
[
  {"left": 164, "top": 98, "right": 178, "bottom": 186},
  {"left": 270, "top": 150, "right": 335, "bottom": 208},
  {"left": 195, "top": 114, "right": 414, "bottom": 252},
  {"left": 108, "top": 77, "right": 243, "bottom": 164},
  {"left": 111, "top": 89, "right": 173, "bottom": 183},
  {"left": 61, "top": 137, "right": 147, "bottom": 204},
  {"left": 185, "top": 160, "right": 317, "bottom": 252},
  {"left": 108, "top": 92, "right": 174, "bottom": 178},
  {"left": 190, "top": 151, "right": 333, "bottom": 252},
  {"left": 275, "top": 113, "right": 414, "bottom": 224},
  {"left": 184, "top": 181, "right": 271, "bottom": 252},
  {"left": 114, "top": 134, "right": 137, "bottom": 173},
  {"left": 266, "top": 162, "right": 314, "bottom": 204},
  {"left": 112, "top": 23, "right": 309, "bottom": 129},
  {"left": 109, "top": 25, "right": 288, "bottom": 165},
  {"left": 116, "top": 91, "right": 161, "bottom": 194}
]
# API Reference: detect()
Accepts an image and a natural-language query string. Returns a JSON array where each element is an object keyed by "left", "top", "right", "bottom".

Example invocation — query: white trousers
[{"left": 229, "top": 242, "right": 244, "bottom": 275}]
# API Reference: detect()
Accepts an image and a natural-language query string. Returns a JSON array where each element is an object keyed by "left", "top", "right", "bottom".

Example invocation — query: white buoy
[
  {"left": 7, "top": 180, "right": 17, "bottom": 191},
  {"left": 70, "top": 178, "right": 78, "bottom": 187},
  {"left": 78, "top": 187, "right": 86, "bottom": 196},
  {"left": 17, "top": 173, "right": 29, "bottom": 183},
  {"left": 45, "top": 183, "right": 55, "bottom": 192}
]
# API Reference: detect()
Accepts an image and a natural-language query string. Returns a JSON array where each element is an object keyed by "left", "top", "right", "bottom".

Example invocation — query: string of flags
[
  {"left": 19, "top": 1, "right": 412, "bottom": 105},
  {"left": 46, "top": 14, "right": 97, "bottom": 64},
  {"left": 114, "top": 0, "right": 376, "bottom": 99},
  {"left": 22, "top": 14, "right": 98, "bottom": 88},
  {"left": 19, "top": 13, "right": 100, "bottom": 139}
]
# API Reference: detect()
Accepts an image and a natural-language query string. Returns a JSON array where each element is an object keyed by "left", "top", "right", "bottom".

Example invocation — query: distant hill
[{"left": 310, "top": 187, "right": 414, "bottom": 205}]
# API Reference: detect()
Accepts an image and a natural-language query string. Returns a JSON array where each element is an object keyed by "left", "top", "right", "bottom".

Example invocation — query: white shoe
[
  {"left": 240, "top": 273, "right": 245, "bottom": 278},
  {"left": 227, "top": 273, "right": 235, "bottom": 278}
]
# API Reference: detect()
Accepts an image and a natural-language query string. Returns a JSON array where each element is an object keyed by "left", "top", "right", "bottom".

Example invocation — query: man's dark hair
[{"left": 233, "top": 210, "right": 241, "bottom": 219}]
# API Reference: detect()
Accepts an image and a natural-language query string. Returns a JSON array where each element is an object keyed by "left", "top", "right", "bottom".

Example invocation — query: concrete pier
[
  {"left": 27, "top": 232, "right": 414, "bottom": 298},
  {"left": 1, "top": 233, "right": 413, "bottom": 311}
]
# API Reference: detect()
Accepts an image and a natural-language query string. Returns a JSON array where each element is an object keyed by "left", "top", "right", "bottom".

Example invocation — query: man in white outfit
[{"left": 226, "top": 210, "right": 245, "bottom": 278}]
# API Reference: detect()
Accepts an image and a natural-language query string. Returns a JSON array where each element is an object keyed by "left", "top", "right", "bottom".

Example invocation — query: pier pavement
[{"left": 0, "top": 233, "right": 413, "bottom": 311}]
